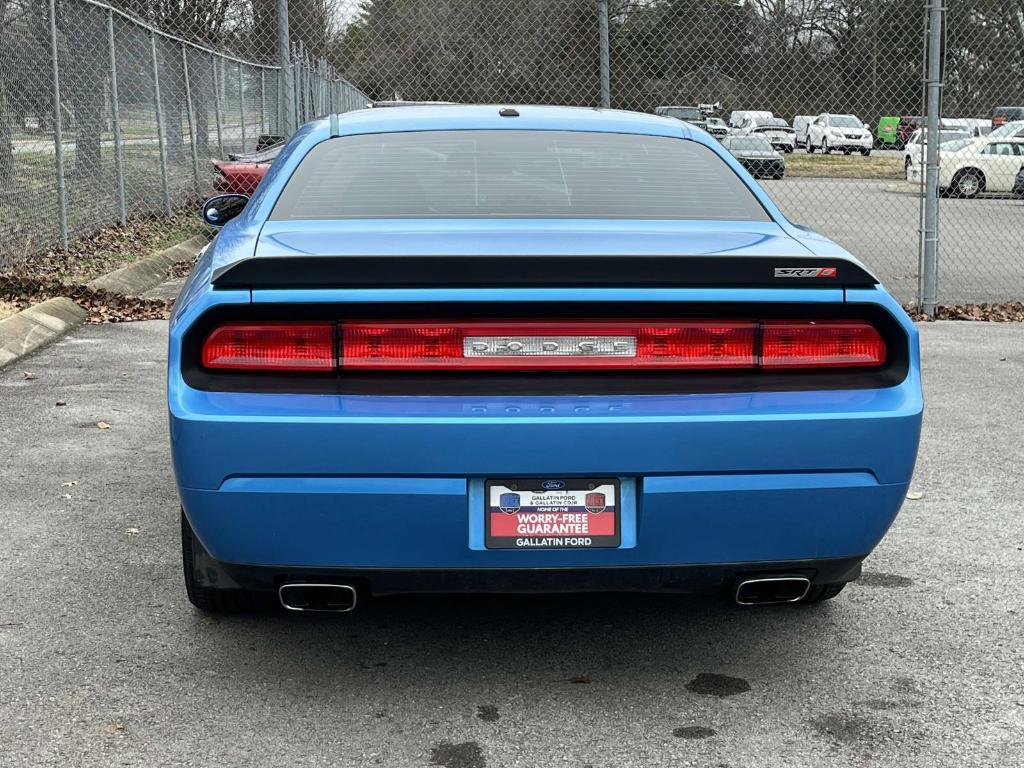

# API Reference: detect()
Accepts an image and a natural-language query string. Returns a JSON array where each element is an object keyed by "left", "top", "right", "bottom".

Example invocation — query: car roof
[{"left": 327, "top": 104, "right": 696, "bottom": 140}]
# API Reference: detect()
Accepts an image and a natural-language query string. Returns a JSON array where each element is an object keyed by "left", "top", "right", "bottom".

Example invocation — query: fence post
[
  {"left": 276, "top": 0, "right": 293, "bottom": 134},
  {"left": 328, "top": 64, "right": 336, "bottom": 115},
  {"left": 106, "top": 9, "right": 126, "bottom": 226},
  {"left": 181, "top": 45, "right": 201, "bottom": 194},
  {"left": 597, "top": 0, "right": 611, "bottom": 109},
  {"left": 259, "top": 69, "right": 266, "bottom": 135},
  {"left": 238, "top": 62, "right": 246, "bottom": 152},
  {"left": 297, "top": 41, "right": 305, "bottom": 123},
  {"left": 292, "top": 44, "right": 301, "bottom": 124},
  {"left": 150, "top": 30, "right": 171, "bottom": 215},
  {"left": 211, "top": 54, "right": 224, "bottom": 158},
  {"left": 919, "top": 0, "right": 943, "bottom": 315},
  {"left": 48, "top": 0, "right": 68, "bottom": 250}
]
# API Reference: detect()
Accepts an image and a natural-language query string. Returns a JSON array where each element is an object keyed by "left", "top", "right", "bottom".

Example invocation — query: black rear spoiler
[{"left": 211, "top": 255, "right": 878, "bottom": 290}]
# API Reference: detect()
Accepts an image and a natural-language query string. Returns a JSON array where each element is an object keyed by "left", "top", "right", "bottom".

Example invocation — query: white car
[
  {"left": 902, "top": 128, "right": 971, "bottom": 179},
  {"left": 735, "top": 116, "right": 796, "bottom": 153},
  {"left": 987, "top": 119, "right": 1024, "bottom": 139},
  {"left": 793, "top": 116, "right": 815, "bottom": 147},
  {"left": 806, "top": 114, "right": 873, "bottom": 155},
  {"left": 907, "top": 136, "right": 1024, "bottom": 197},
  {"left": 728, "top": 110, "right": 773, "bottom": 130}
]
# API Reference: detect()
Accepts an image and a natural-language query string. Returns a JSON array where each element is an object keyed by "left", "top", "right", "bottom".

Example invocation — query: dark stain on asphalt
[
  {"left": 673, "top": 726, "right": 717, "bottom": 739},
  {"left": 430, "top": 741, "right": 485, "bottom": 768},
  {"left": 893, "top": 676, "right": 923, "bottom": 696},
  {"left": 857, "top": 572, "right": 914, "bottom": 588},
  {"left": 476, "top": 705, "right": 500, "bottom": 722},
  {"left": 809, "top": 712, "right": 875, "bottom": 744},
  {"left": 686, "top": 673, "right": 751, "bottom": 697}
]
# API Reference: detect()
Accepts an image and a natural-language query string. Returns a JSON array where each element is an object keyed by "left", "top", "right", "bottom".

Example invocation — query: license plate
[{"left": 484, "top": 478, "right": 621, "bottom": 549}]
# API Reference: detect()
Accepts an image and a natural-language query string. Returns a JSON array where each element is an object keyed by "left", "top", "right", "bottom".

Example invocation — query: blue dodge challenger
[{"left": 169, "top": 105, "right": 922, "bottom": 613}]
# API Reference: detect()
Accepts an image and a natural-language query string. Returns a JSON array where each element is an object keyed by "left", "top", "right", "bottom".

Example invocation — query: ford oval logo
[{"left": 542, "top": 480, "right": 566, "bottom": 490}]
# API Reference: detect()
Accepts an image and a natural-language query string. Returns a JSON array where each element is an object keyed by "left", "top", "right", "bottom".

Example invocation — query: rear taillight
[
  {"left": 762, "top": 321, "right": 886, "bottom": 368},
  {"left": 341, "top": 321, "right": 756, "bottom": 370},
  {"left": 201, "top": 323, "right": 335, "bottom": 371},
  {"left": 199, "top": 320, "right": 886, "bottom": 373}
]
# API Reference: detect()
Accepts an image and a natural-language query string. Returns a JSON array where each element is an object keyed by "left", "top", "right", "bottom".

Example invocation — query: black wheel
[
  {"left": 807, "top": 142, "right": 815, "bottom": 154},
  {"left": 843, "top": 148, "right": 852, "bottom": 155},
  {"left": 952, "top": 169, "right": 983, "bottom": 198},
  {"left": 801, "top": 582, "right": 846, "bottom": 603},
  {"left": 181, "top": 509, "right": 271, "bottom": 613},
  {"left": 822, "top": 138, "right": 830, "bottom": 154},
  {"left": 861, "top": 149, "right": 871, "bottom": 157}
]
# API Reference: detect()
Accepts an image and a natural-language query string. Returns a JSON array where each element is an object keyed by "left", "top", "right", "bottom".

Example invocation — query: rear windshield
[
  {"left": 270, "top": 130, "right": 770, "bottom": 222},
  {"left": 661, "top": 107, "right": 702, "bottom": 120},
  {"left": 728, "top": 136, "right": 774, "bottom": 151},
  {"left": 831, "top": 116, "right": 862, "bottom": 128}
]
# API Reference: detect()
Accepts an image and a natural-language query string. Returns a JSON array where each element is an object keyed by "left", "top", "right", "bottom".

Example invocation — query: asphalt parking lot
[
  {"left": 760, "top": 177, "right": 1024, "bottom": 304},
  {"left": 1, "top": 318, "right": 1022, "bottom": 768}
]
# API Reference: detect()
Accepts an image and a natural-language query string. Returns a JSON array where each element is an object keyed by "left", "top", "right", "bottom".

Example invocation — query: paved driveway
[
  {"left": 1, "top": 320, "right": 1022, "bottom": 768},
  {"left": 761, "top": 178, "right": 1024, "bottom": 304}
]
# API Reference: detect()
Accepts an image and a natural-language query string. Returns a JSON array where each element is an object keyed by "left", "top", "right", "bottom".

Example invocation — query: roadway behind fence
[{"left": 1, "top": 0, "right": 1022, "bottom": 307}]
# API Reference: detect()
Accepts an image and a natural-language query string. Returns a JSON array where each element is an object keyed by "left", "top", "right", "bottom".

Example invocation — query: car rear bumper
[
  {"left": 739, "top": 159, "right": 785, "bottom": 177},
  {"left": 193, "top": 554, "right": 866, "bottom": 596},
  {"left": 173, "top": 379, "right": 921, "bottom": 573}
]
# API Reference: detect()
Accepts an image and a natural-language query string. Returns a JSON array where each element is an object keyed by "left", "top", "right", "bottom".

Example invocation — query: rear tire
[
  {"left": 181, "top": 510, "right": 271, "bottom": 613},
  {"left": 822, "top": 138, "right": 830, "bottom": 154},
  {"left": 801, "top": 582, "right": 846, "bottom": 603},
  {"left": 861, "top": 149, "right": 871, "bottom": 157},
  {"left": 807, "top": 141, "right": 815, "bottom": 154}
]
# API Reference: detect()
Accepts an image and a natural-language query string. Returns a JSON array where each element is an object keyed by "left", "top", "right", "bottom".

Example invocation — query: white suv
[{"left": 806, "top": 114, "right": 873, "bottom": 155}]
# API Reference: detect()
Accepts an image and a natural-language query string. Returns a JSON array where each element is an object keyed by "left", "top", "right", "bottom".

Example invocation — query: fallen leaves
[
  {"left": 570, "top": 675, "right": 592, "bottom": 684},
  {"left": 1, "top": 275, "right": 175, "bottom": 324},
  {"left": 22, "top": 371, "right": 36, "bottom": 380},
  {"left": 125, "top": 527, "right": 140, "bottom": 536},
  {"left": 904, "top": 301, "right": 1024, "bottom": 322},
  {"left": 96, "top": 421, "right": 110, "bottom": 430},
  {"left": 906, "top": 491, "right": 924, "bottom": 500},
  {"left": 61, "top": 481, "right": 77, "bottom": 487},
  {"left": 55, "top": 400, "right": 66, "bottom": 407}
]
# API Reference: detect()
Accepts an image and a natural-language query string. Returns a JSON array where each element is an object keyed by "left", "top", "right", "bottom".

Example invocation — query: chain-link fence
[
  {"left": 2, "top": 0, "right": 1022, "bottom": 307},
  {"left": 0, "top": 0, "right": 366, "bottom": 273}
]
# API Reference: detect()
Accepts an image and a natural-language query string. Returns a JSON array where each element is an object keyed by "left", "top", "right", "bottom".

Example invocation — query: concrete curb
[
  {"left": 85, "top": 234, "right": 208, "bottom": 296},
  {"left": 1, "top": 232, "right": 206, "bottom": 370},
  {"left": 0, "top": 297, "right": 87, "bottom": 370}
]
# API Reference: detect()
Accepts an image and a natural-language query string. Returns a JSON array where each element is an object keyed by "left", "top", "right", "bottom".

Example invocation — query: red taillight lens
[
  {"left": 200, "top": 319, "right": 887, "bottom": 373},
  {"left": 340, "top": 321, "right": 757, "bottom": 370},
  {"left": 761, "top": 321, "right": 886, "bottom": 369},
  {"left": 201, "top": 323, "right": 335, "bottom": 371}
]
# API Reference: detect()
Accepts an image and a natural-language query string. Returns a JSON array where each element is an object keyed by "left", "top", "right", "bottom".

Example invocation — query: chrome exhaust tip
[
  {"left": 734, "top": 576, "right": 811, "bottom": 606},
  {"left": 279, "top": 583, "right": 358, "bottom": 613}
]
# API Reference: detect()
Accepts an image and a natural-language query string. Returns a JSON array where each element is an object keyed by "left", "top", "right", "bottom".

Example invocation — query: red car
[{"left": 211, "top": 145, "right": 282, "bottom": 196}]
